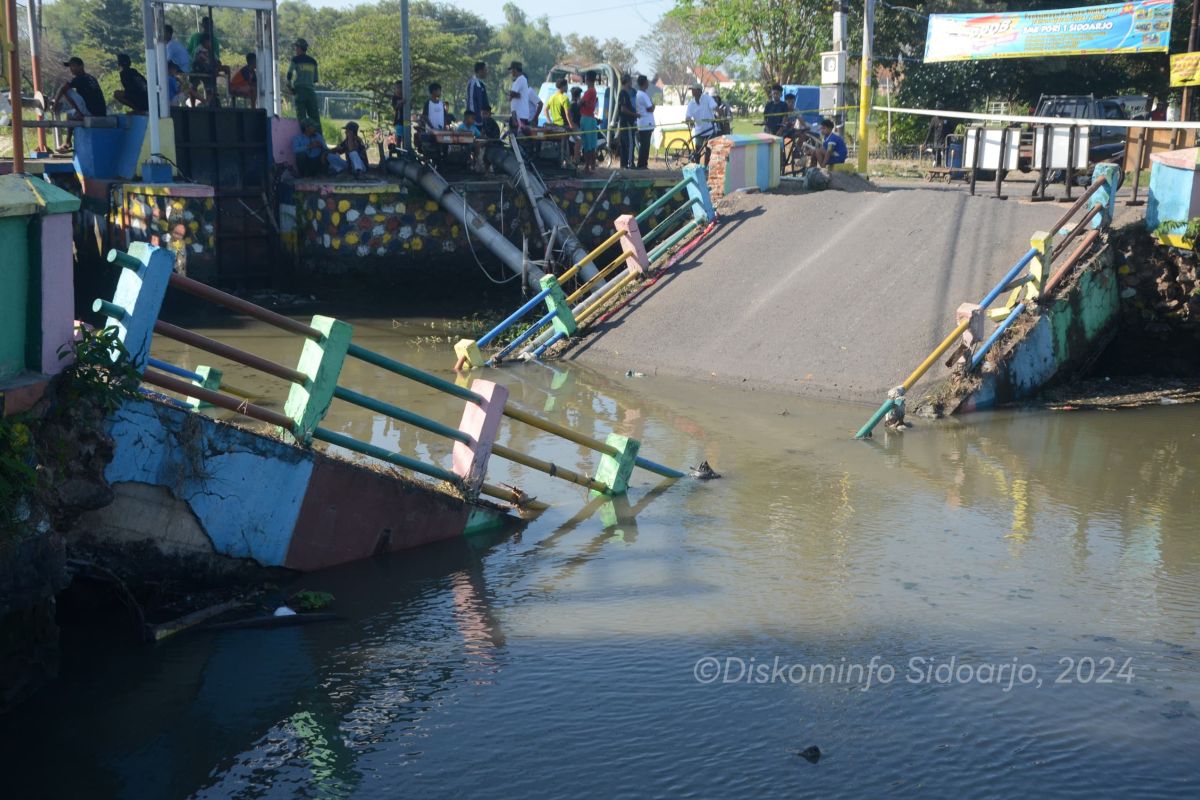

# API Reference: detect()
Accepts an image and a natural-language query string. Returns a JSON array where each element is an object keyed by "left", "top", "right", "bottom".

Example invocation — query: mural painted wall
[{"left": 285, "top": 177, "right": 688, "bottom": 275}]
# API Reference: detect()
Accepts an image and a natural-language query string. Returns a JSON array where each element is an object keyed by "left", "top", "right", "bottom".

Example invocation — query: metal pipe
[
  {"left": 24, "top": 0, "right": 46, "bottom": 153},
  {"left": 333, "top": 385, "right": 469, "bottom": 443},
  {"left": 635, "top": 178, "right": 691, "bottom": 224},
  {"left": 575, "top": 272, "right": 636, "bottom": 325},
  {"left": 477, "top": 285, "right": 555, "bottom": 347},
  {"left": 558, "top": 227, "right": 625, "bottom": 285},
  {"left": 564, "top": 251, "right": 632, "bottom": 304},
  {"left": 647, "top": 218, "right": 701, "bottom": 263},
  {"left": 142, "top": 369, "right": 294, "bottom": 429},
  {"left": 384, "top": 156, "right": 544, "bottom": 282},
  {"left": 1048, "top": 172, "right": 1107, "bottom": 234},
  {"left": 313, "top": 426, "right": 460, "bottom": 485},
  {"left": 978, "top": 248, "right": 1037, "bottom": 309},
  {"left": 346, "top": 343, "right": 483, "bottom": 404},
  {"left": 481, "top": 482, "right": 549, "bottom": 510},
  {"left": 491, "top": 443, "right": 610, "bottom": 493},
  {"left": 5, "top": 0, "right": 24, "bottom": 172},
  {"left": 488, "top": 309, "right": 557, "bottom": 364},
  {"left": 901, "top": 318, "right": 971, "bottom": 392},
  {"left": 970, "top": 304, "right": 1025, "bottom": 370},
  {"left": 854, "top": 398, "right": 896, "bottom": 439},
  {"left": 1044, "top": 228, "right": 1101, "bottom": 297},
  {"left": 531, "top": 330, "right": 565, "bottom": 359},
  {"left": 154, "top": 321, "right": 308, "bottom": 384},
  {"left": 642, "top": 198, "right": 699, "bottom": 247},
  {"left": 1052, "top": 207, "right": 1102, "bottom": 260},
  {"left": 147, "top": 356, "right": 202, "bottom": 382},
  {"left": 483, "top": 144, "right": 596, "bottom": 280}
]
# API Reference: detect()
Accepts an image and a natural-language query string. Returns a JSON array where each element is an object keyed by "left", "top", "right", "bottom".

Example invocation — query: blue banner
[{"left": 924, "top": 1, "right": 1174, "bottom": 63}]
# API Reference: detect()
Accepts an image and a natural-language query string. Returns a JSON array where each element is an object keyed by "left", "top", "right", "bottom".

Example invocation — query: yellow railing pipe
[
  {"left": 481, "top": 481, "right": 550, "bottom": 511},
  {"left": 559, "top": 228, "right": 626, "bottom": 285},
  {"left": 576, "top": 273, "right": 636, "bottom": 326},
  {"left": 492, "top": 444, "right": 609, "bottom": 493},
  {"left": 502, "top": 406, "right": 620, "bottom": 457},
  {"left": 566, "top": 250, "right": 633, "bottom": 305},
  {"left": 900, "top": 318, "right": 971, "bottom": 392}
]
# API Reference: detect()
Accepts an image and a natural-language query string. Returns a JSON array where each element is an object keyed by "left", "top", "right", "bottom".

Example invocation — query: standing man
[
  {"left": 508, "top": 60, "right": 530, "bottom": 131},
  {"left": 164, "top": 25, "right": 191, "bottom": 75},
  {"left": 579, "top": 70, "right": 600, "bottom": 174},
  {"left": 635, "top": 75, "right": 655, "bottom": 170},
  {"left": 685, "top": 84, "right": 718, "bottom": 163},
  {"left": 617, "top": 74, "right": 637, "bottom": 169},
  {"left": 53, "top": 57, "right": 106, "bottom": 152},
  {"left": 112, "top": 53, "right": 149, "bottom": 113},
  {"left": 466, "top": 61, "right": 490, "bottom": 119},
  {"left": 390, "top": 80, "right": 407, "bottom": 150},
  {"left": 287, "top": 38, "right": 320, "bottom": 124},
  {"left": 763, "top": 84, "right": 787, "bottom": 135}
]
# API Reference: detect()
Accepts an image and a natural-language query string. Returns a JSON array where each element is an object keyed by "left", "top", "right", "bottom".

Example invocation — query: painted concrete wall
[
  {"left": 284, "top": 177, "right": 687, "bottom": 275},
  {"left": 90, "top": 397, "right": 511, "bottom": 571},
  {"left": 0, "top": 217, "right": 31, "bottom": 380},
  {"left": 112, "top": 184, "right": 218, "bottom": 281},
  {"left": 958, "top": 246, "right": 1119, "bottom": 412},
  {"left": 39, "top": 215, "right": 76, "bottom": 374}
]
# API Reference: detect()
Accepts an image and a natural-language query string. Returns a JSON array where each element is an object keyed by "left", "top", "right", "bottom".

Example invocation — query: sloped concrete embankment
[{"left": 566, "top": 183, "right": 1073, "bottom": 402}]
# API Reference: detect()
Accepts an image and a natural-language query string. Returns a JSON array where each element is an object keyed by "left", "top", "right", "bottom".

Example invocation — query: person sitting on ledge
[
  {"left": 229, "top": 53, "right": 257, "bottom": 107},
  {"left": 293, "top": 118, "right": 334, "bottom": 177},
  {"left": 332, "top": 121, "right": 369, "bottom": 179},
  {"left": 812, "top": 117, "right": 847, "bottom": 168}
]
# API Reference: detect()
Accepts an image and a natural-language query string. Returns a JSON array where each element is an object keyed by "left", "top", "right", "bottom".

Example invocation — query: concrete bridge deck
[{"left": 567, "top": 180, "right": 1138, "bottom": 404}]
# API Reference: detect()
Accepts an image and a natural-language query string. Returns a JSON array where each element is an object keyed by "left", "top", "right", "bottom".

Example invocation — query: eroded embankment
[{"left": 565, "top": 181, "right": 1075, "bottom": 403}]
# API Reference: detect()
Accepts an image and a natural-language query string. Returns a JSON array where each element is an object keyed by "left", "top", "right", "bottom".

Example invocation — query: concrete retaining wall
[
  {"left": 956, "top": 244, "right": 1120, "bottom": 412},
  {"left": 82, "top": 398, "right": 512, "bottom": 572}
]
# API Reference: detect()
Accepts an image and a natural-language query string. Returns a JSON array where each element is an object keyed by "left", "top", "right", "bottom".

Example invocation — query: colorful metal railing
[
  {"left": 95, "top": 243, "right": 684, "bottom": 513},
  {"left": 854, "top": 163, "right": 1121, "bottom": 439},
  {"left": 453, "top": 164, "right": 717, "bottom": 370}
]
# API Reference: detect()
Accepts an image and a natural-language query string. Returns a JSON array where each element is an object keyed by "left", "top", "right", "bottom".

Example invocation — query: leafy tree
[
  {"left": 77, "top": 0, "right": 142, "bottom": 70},
  {"left": 601, "top": 38, "right": 637, "bottom": 79},
  {"left": 672, "top": 0, "right": 829, "bottom": 86},
  {"left": 564, "top": 34, "right": 605, "bottom": 66},
  {"left": 493, "top": 3, "right": 564, "bottom": 87},
  {"left": 638, "top": 9, "right": 709, "bottom": 101}
]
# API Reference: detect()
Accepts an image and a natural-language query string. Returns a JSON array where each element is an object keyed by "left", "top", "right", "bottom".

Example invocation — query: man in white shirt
[
  {"left": 685, "top": 84, "right": 718, "bottom": 163},
  {"left": 508, "top": 60, "right": 530, "bottom": 130},
  {"left": 635, "top": 75, "right": 655, "bottom": 169},
  {"left": 164, "top": 24, "right": 191, "bottom": 74}
]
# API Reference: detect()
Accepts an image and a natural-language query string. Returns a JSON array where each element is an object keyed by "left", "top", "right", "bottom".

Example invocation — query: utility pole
[
  {"left": 857, "top": 0, "right": 875, "bottom": 174},
  {"left": 1182, "top": 0, "right": 1200, "bottom": 121},
  {"left": 3, "top": 0, "right": 23, "bottom": 172},
  {"left": 401, "top": 0, "right": 411, "bottom": 151},
  {"left": 24, "top": 0, "right": 46, "bottom": 153}
]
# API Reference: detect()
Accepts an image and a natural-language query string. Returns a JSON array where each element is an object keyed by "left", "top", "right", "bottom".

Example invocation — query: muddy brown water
[{"left": 2, "top": 312, "right": 1198, "bottom": 798}]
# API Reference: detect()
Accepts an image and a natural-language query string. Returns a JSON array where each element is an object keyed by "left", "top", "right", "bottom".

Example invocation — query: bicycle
[
  {"left": 662, "top": 129, "right": 714, "bottom": 170},
  {"left": 781, "top": 129, "right": 822, "bottom": 176}
]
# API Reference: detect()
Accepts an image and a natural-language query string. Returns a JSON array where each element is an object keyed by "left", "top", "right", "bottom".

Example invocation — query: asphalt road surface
[{"left": 567, "top": 180, "right": 1113, "bottom": 404}]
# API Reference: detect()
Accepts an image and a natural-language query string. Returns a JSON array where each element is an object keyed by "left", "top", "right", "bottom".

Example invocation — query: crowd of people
[{"left": 52, "top": 21, "right": 846, "bottom": 174}]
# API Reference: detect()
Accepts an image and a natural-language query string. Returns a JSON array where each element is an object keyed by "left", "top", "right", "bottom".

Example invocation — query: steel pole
[
  {"left": 401, "top": 0, "right": 411, "bottom": 150},
  {"left": 4, "top": 0, "right": 24, "bottom": 172},
  {"left": 24, "top": 0, "right": 46, "bottom": 153},
  {"left": 856, "top": 0, "right": 875, "bottom": 174},
  {"left": 1183, "top": 0, "right": 1200, "bottom": 121}
]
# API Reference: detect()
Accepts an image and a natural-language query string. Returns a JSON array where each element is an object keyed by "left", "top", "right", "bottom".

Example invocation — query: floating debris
[
  {"left": 690, "top": 460, "right": 721, "bottom": 480},
  {"left": 798, "top": 746, "right": 822, "bottom": 764}
]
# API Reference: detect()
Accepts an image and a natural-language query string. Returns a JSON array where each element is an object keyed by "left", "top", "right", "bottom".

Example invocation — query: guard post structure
[
  {"left": 454, "top": 338, "right": 486, "bottom": 370},
  {"left": 102, "top": 244, "right": 175, "bottom": 371},
  {"left": 1088, "top": 163, "right": 1120, "bottom": 228},
  {"left": 539, "top": 275, "right": 578, "bottom": 337},
  {"left": 682, "top": 164, "right": 716, "bottom": 223},
  {"left": 187, "top": 365, "right": 223, "bottom": 409},
  {"left": 452, "top": 379, "right": 509, "bottom": 499},
  {"left": 593, "top": 433, "right": 641, "bottom": 496},
  {"left": 956, "top": 303, "right": 984, "bottom": 357},
  {"left": 614, "top": 214, "right": 651, "bottom": 276},
  {"left": 284, "top": 315, "right": 354, "bottom": 443}
]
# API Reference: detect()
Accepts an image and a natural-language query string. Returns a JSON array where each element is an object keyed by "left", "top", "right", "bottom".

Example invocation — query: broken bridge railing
[
  {"left": 94, "top": 243, "right": 684, "bottom": 511},
  {"left": 453, "top": 164, "right": 717, "bottom": 369},
  {"left": 854, "top": 163, "right": 1121, "bottom": 439}
]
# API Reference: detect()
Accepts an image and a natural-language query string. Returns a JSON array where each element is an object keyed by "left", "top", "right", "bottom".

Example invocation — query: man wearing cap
[
  {"left": 287, "top": 38, "right": 321, "bottom": 124},
  {"left": 293, "top": 118, "right": 333, "bottom": 177},
  {"left": 507, "top": 61, "right": 529, "bottom": 130},
  {"left": 332, "top": 121, "right": 369, "bottom": 179},
  {"left": 52, "top": 57, "right": 106, "bottom": 152},
  {"left": 113, "top": 53, "right": 149, "bottom": 114}
]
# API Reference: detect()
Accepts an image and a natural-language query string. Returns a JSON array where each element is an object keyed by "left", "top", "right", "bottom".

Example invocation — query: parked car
[{"left": 1019, "top": 94, "right": 1127, "bottom": 168}]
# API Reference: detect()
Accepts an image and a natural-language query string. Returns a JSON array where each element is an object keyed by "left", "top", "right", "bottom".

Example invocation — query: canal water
[{"left": 3, "top": 311, "right": 1199, "bottom": 798}]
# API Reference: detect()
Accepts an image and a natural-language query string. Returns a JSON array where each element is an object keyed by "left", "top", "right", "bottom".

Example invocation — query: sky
[{"left": 310, "top": 0, "right": 674, "bottom": 50}]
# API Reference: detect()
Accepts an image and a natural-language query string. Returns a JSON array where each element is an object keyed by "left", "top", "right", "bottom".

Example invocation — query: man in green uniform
[{"left": 287, "top": 38, "right": 320, "bottom": 124}]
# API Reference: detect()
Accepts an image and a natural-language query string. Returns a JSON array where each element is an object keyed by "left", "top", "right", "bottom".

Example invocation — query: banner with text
[
  {"left": 924, "top": 1, "right": 1174, "bottom": 63},
  {"left": 1171, "top": 52, "right": 1200, "bottom": 87}
]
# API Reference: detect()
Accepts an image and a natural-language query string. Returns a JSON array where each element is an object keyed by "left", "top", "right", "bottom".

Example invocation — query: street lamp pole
[{"left": 856, "top": 0, "right": 875, "bottom": 173}]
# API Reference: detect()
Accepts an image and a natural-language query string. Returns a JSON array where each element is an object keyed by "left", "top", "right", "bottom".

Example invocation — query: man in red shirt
[{"left": 579, "top": 70, "right": 600, "bottom": 174}]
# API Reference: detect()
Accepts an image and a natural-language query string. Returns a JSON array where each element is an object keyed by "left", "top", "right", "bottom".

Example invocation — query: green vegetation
[{"left": 0, "top": 418, "right": 37, "bottom": 527}]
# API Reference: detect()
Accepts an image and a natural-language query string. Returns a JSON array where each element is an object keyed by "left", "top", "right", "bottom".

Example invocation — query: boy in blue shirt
[{"left": 815, "top": 118, "right": 847, "bottom": 167}]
